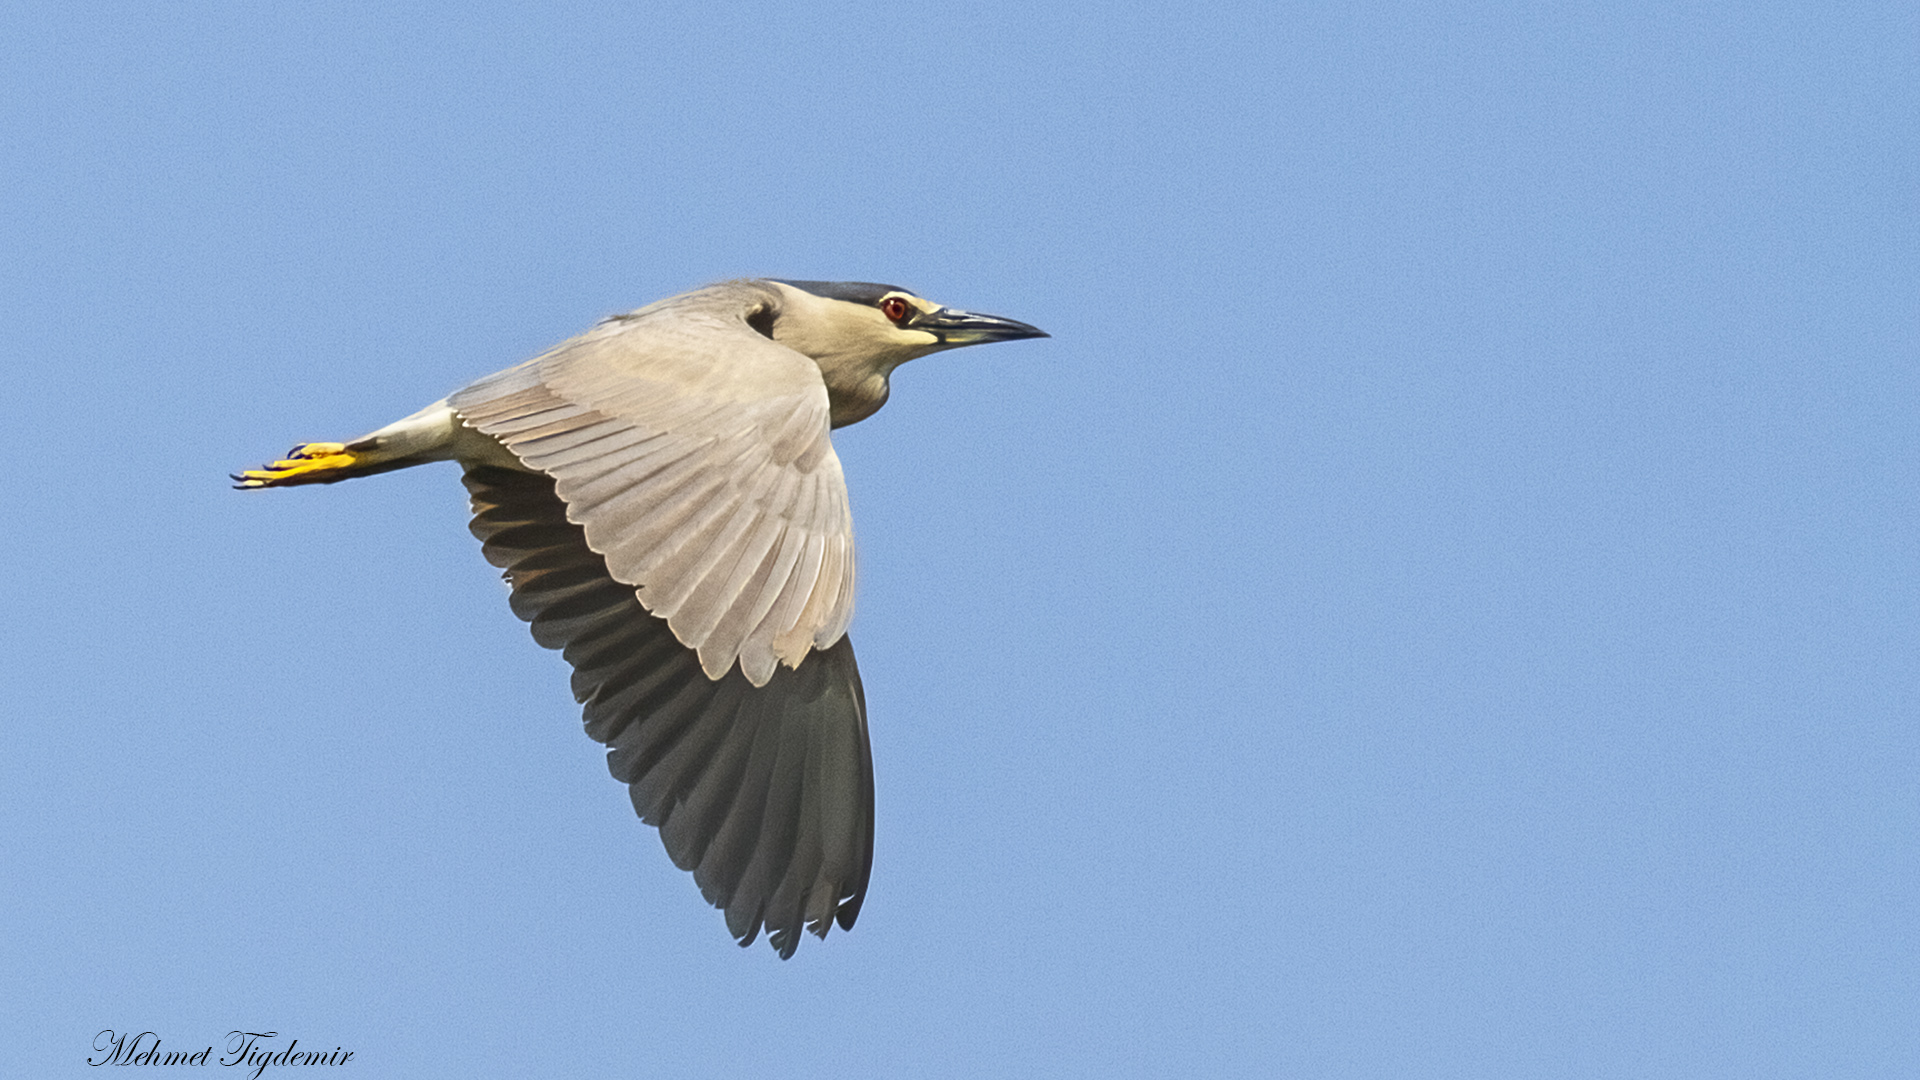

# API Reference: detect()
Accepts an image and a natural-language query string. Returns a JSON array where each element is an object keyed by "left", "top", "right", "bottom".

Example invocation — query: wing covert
[{"left": 450, "top": 284, "right": 856, "bottom": 686}]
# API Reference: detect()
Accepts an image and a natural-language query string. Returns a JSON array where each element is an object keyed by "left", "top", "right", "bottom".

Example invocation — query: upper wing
[
  {"left": 464, "top": 464, "right": 874, "bottom": 957},
  {"left": 449, "top": 287, "right": 855, "bottom": 687}
]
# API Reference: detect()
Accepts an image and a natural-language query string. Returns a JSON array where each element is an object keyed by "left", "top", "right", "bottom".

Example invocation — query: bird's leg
[
  {"left": 232, "top": 441, "right": 367, "bottom": 487},
  {"left": 233, "top": 401, "right": 476, "bottom": 489}
]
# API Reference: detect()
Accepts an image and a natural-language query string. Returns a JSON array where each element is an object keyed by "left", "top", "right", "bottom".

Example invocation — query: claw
[{"left": 233, "top": 441, "right": 361, "bottom": 488}]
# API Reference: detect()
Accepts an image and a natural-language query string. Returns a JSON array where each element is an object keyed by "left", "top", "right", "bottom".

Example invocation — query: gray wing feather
[
  {"left": 463, "top": 464, "right": 874, "bottom": 958},
  {"left": 450, "top": 286, "right": 856, "bottom": 686}
]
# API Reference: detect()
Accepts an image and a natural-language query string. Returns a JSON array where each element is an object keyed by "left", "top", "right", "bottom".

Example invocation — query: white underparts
[{"left": 351, "top": 400, "right": 527, "bottom": 472}]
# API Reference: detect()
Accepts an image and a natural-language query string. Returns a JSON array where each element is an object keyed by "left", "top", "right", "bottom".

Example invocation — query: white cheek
[
  {"left": 866, "top": 328, "right": 942, "bottom": 369},
  {"left": 892, "top": 329, "right": 942, "bottom": 361},
  {"left": 864, "top": 319, "right": 935, "bottom": 348}
]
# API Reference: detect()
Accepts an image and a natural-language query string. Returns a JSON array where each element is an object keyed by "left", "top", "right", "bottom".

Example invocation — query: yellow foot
[{"left": 232, "top": 442, "right": 361, "bottom": 488}]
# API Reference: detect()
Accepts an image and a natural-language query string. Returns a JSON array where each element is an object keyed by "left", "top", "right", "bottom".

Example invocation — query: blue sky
[{"left": 4, "top": 1, "right": 1915, "bottom": 1076}]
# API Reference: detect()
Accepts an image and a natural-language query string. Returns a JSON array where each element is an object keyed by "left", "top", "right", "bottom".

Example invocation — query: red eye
[{"left": 880, "top": 297, "right": 910, "bottom": 322}]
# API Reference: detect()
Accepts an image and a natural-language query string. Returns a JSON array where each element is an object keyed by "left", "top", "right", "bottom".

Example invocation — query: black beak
[{"left": 917, "top": 308, "right": 1050, "bottom": 347}]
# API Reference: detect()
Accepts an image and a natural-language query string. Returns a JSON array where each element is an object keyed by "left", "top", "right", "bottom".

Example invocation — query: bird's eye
[{"left": 880, "top": 297, "right": 910, "bottom": 323}]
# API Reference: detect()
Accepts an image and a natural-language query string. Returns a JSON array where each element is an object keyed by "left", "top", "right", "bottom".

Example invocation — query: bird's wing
[
  {"left": 463, "top": 464, "right": 874, "bottom": 957},
  {"left": 449, "top": 295, "right": 854, "bottom": 686}
]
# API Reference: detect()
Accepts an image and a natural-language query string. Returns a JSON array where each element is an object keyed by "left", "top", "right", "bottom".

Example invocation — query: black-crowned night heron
[{"left": 236, "top": 279, "right": 1046, "bottom": 957}]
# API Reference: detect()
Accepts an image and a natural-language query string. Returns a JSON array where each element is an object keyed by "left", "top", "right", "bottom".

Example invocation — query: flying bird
[{"left": 236, "top": 279, "right": 1046, "bottom": 957}]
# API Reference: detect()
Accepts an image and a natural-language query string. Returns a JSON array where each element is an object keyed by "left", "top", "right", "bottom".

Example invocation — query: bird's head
[
  {"left": 765, "top": 279, "right": 1046, "bottom": 366},
  {"left": 760, "top": 279, "right": 1047, "bottom": 427}
]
